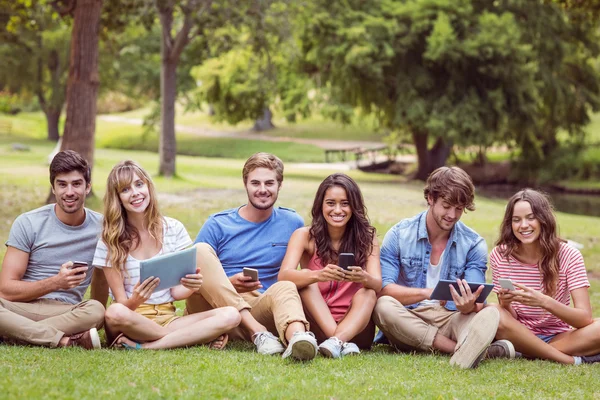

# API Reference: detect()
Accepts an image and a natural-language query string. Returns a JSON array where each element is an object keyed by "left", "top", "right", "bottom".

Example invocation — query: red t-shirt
[{"left": 490, "top": 242, "right": 590, "bottom": 335}]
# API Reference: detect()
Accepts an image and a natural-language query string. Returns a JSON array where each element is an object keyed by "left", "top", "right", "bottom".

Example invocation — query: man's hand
[
  {"left": 230, "top": 273, "right": 262, "bottom": 293},
  {"left": 449, "top": 279, "right": 483, "bottom": 314},
  {"left": 54, "top": 261, "right": 88, "bottom": 290},
  {"left": 181, "top": 268, "right": 203, "bottom": 292}
]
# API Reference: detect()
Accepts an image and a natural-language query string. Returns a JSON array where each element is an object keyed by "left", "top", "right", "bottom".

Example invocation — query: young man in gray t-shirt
[{"left": 0, "top": 150, "right": 105, "bottom": 349}]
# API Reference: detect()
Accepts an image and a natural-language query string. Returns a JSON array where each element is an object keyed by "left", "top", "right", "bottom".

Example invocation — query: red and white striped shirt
[{"left": 490, "top": 242, "right": 590, "bottom": 335}]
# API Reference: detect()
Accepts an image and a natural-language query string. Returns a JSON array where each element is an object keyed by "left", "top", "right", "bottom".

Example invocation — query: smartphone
[
  {"left": 243, "top": 267, "right": 259, "bottom": 282},
  {"left": 338, "top": 253, "right": 355, "bottom": 270},
  {"left": 71, "top": 261, "right": 88, "bottom": 275},
  {"left": 499, "top": 278, "right": 515, "bottom": 291}
]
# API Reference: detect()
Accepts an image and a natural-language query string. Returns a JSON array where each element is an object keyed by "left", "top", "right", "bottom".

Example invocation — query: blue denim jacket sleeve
[
  {"left": 462, "top": 236, "right": 488, "bottom": 284},
  {"left": 380, "top": 224, "right": 401, "bottom": 289}
]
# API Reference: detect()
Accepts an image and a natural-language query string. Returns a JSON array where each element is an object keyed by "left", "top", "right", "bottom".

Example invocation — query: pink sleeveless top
[{"left": 307, "top": 252, "right": 362, "bottom": 322}]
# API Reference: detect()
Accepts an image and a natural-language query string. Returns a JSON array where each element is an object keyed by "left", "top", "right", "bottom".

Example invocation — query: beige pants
[
  {"left": 185, "top": 243, "right": 309, "bottom": 344},
  {"left": 373, "top": 296, "right": 476, "bottom": 352},
  {"left": 0, "top": 298, "right": 105, "bottom": 347}
]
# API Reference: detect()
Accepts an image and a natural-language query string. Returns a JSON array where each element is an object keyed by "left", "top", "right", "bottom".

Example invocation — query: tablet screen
[{"left": 430, "top": 279, "right": 494, "bottom": 303}]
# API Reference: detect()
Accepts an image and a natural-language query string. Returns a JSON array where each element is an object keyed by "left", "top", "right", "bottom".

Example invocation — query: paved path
[{"left": 99, "top": 115, "right": 416, "bottom": 167}]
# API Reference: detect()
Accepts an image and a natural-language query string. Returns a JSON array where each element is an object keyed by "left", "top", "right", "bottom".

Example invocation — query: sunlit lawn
[{"left": 1, "top": 135, "right": 600, "bottom": 398}]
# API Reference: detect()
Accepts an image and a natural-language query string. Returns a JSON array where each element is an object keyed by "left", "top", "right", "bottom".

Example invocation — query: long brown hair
[
  {"left": 102, "top": 160, "right": 164, "bottom": 274},
  {"left": 496, "top": 189, "right": 562, "bottom": 296},
  {"left": 309, "top": 173, "right": 375, "bottom": 268}
]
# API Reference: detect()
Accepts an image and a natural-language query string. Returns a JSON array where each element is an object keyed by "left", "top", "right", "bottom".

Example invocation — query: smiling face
[
  {"left": 52, "top": 170, "right": 90, "bottom": 218},
  {"left": 511, "top": 200, "right": 541, "bottom": 245},
  {"left": 118, "top": 173, "right": 150, "bottom": 215},
  {"left": 245, "top": 167, "right": 281, "bottom": 211},
  {"left": 322, "top": 185, "right": 352, "bottom": 228},
  {"left": 428, "top": 196, "right": 464, "bottom": 232}
]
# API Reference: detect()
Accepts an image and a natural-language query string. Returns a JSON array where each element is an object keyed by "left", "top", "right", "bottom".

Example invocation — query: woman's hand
[
  {"left": 130, "top": 276, "right": 160, "bottom": 305},
  {"left": 510, "top": 282, "right": 550, "bottom": 309},
  {"left": 180, "top": 268, "right": 203, "bottom": 292},
  {"left": 497, "top": 288, "right": 517, "bottom": 308},
  {"left": 344, "top": 266, "right": 367, "bottom": 285},
  {"left": 317, "top": 264, "right": 347, "bottom": 282}
]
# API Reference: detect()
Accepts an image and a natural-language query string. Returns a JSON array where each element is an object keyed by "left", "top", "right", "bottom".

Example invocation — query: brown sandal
[{"left": 208, "top": 334, "right": 229, "bottom": 350}]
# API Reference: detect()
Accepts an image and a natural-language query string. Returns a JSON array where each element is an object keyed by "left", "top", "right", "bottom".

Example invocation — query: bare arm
[
  {"left": 379, "top": 282, "right": 433, "bottom": 305},
  {"left": 543, "top": 287, "right": 592, "bottom": 328},
  {"left": 102, "top": 266, "right": 159, "bottom": 310},
  {"left": 278, "top": 228, "right": 346, "bottom": 288},
  {"left": 511, "top": 283, "right": 593, "bottom": 328},
  {"left": 0, "top": 246, "right": 87, "bottom": 302},
  {"left": 90, "top": 268, "right": 109, "bottom": 307},
  {"left": 345, "top": 236, "right": 382, "bottom": 292}
]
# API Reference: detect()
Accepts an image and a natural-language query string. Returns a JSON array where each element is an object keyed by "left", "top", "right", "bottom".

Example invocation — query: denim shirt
[{"left": 380, "top": 210, "right": 488, "bottom": 312}]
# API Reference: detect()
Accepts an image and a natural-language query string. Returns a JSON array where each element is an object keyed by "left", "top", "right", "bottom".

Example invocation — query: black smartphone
[
  {"left": 243, "top": 267, "right": 259, "bottom": 282},
  {"left": 71, "top": 261, "right": 88, "bottom": 275},
  {"left": 338, "top": 253, "right": 355, "bottom": 270}
]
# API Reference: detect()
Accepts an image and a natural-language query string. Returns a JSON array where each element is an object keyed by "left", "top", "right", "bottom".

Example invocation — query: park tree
[
  {"left": 190, "top": 1, "right": 312, "bottom": 131},
  {"left": 154, "top": 0, "right": 217, "bottom": 177},
  {"left": 0, "top": 3, "right": 69, "bottom": 141},
  {"left": 298, "top": 0, "right": 600, "bottom": 181}
]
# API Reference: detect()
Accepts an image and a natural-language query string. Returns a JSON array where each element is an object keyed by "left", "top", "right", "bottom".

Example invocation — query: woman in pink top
[
  {"left": 279, "top": 173, "right": 381, "bottom": 358},
  {"left": 490, "top": 189, "right": 600, "bottom": 364}
]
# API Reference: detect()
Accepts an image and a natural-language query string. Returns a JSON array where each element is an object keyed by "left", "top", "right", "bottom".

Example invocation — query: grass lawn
[{"left": 2, "top": 134, "right": 600, "bottom": 398}]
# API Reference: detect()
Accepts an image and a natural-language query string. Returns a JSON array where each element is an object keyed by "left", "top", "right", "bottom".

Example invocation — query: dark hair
[
  {"left": 309, "top": 173, "right": 375, "bottom": 268},
  {"left": 49, "top": 150, "right": 91, "bottom": 187},
  {"left": 423, "top": 166, "right": 475, "bottom": 211},
  {"left": 496, "top": 189, "right": 562, "bottom": 296}
]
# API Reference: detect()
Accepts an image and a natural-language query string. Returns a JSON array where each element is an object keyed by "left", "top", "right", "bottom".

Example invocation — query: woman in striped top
[
  {"left": 490, "top": 189, "right": 600, "bottom": 364},
  {"left": 96, "top": 160, "right": 240, "bottom": 350}
]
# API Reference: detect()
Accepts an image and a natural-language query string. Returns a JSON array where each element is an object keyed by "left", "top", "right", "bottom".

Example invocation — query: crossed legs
[
  {"left": 490, "top": 304, "right": 600, "bottom": 364},
  {"left": 300, "top": 284, "right": 376, "bottom": 349},
  {"left": 104, "top": 303, "right": 240, "bottom": 349}
]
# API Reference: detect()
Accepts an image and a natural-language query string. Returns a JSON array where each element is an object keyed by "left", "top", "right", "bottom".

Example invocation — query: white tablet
[{"left": 139, "top": 247, "right": 197, "bottom": 291}]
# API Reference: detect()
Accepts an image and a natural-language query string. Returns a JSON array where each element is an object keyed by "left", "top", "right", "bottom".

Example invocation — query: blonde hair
[
  {"left": 102, "top": 160, "right": 163, "bottom": 274},
  {"left": 242, "top": 152, "right": 284, "bottom": 185}
]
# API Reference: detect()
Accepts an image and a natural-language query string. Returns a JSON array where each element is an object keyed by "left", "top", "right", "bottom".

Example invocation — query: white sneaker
[
  {"left": 282, "top": 331, "right": 318, "bottom": 361},
  {"left": 252, "top": 331, "right": 284, "bottom": 355},
  {"left": 319, "top": 336, "right": 344, "bottom": 359},
  {"left": 450, "top": 307, "right": 500, "bottom": 369},
  {"left": 341, "top": 341, "right": 360, "bottom": 357}
]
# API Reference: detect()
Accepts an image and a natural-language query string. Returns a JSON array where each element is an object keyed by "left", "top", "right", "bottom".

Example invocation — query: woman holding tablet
[
  {"left": 95, "top": 160, "right": 240, "bottom": 349},
  {"left": 490, "top": 189, "right": 600, "bottom": 364},
  {"left": 278, "top": 173, "right": 381, "bottom": 358}
]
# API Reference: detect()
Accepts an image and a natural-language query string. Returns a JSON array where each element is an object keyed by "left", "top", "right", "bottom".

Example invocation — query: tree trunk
[
  {"left": 45, "top": 109, "right": 61, "bottom": 142},
  {"left": 159, "top": 56, "right": 178, "bottom": 177},
  {"left": 252, "top": 107, "right": 275, "bottom": 132},
  {"left": 46, "top": 0, "right": 103, "bottom": 203},
  {"left": 412, "top": 130, "right": 452, "bottom": 180}
]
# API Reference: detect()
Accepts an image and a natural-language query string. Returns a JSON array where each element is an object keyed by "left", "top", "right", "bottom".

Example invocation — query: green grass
[{"left": 3, "top": 127, "right": 600, "bottom": 398}]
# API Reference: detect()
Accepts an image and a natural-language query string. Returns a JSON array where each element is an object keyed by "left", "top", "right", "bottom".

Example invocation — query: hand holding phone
[
  {"left": 71, "top": 261, "right": 88, "bottom": 275},
  {"left": 499, "top": 278, "right": 515, "bottom": 291},
  {"left": 338, "top": 253, "right": 355, "bottom": 271},
  {"left": 243, "top": 267, "right": 259, "bottom": 282}
]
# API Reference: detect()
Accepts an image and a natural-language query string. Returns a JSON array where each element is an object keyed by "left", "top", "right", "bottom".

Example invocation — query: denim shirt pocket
[
  {"left": 447, "top": 263, "right": 465, "bottom": 281},
  {"left": 400, "top": 257, "right": 422, "bottom": 285}
]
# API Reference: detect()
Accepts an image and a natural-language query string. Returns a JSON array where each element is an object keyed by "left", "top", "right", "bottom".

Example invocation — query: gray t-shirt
[{"left": 5, "top": 204, "right": 102, "bottom": 304}]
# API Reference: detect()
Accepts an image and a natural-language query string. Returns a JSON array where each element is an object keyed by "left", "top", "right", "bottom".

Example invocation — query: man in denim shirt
[{"left": 373, "top": 166, "right": 514, "bottom": 368}]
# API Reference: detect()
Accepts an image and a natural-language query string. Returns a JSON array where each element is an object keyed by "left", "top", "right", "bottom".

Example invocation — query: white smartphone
[
  {"left": 499, "top": 278, "right": 515, "bottom": 291},
  {"left": 243, "top": 267, "right": 259, "bottom": 282}
]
